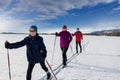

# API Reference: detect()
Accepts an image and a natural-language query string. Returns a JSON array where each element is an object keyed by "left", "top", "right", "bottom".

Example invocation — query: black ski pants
[
  {"left": 61, "top": 48, "right": 68, "bottom": 66},
  {"left": 76, "top": 42, "right": 82, "bottom": 53},
  {"left": 26, "top": 60, "right": 48, "bottom": 80}
]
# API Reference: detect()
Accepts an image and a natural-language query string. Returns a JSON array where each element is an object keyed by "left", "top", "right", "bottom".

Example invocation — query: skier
[
  {"left": 72, "top": 28, "right": 83, "bottom": 53},
  {"left": 55, "top": 25, "right": 72, "bottom": 68},
  {"left": 5, "top": 25, "right": 51, "bottom": 80}
]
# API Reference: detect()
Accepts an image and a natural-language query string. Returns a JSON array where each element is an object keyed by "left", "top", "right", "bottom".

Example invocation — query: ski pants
[
  {"left": 61, "top": 48, "right": 68, "bottom": 65},
  {"left": 76, "top": 42, "right": 82, "bottom": 53},
  {"left": 26, "top": 60, "right": 48, "bottom": 80}
]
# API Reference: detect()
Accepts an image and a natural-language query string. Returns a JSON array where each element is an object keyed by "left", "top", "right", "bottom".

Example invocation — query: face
[
  {"left": 29, "top": 30, "right": 36, "bottom": 36},
  {"left": 62, "top": 28, "right": 67, "bottom": 31}
]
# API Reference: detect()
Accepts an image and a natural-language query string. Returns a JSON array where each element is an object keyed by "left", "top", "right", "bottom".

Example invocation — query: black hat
[{"left": 62, "top": 25, "right": 67, "bottom": 29}]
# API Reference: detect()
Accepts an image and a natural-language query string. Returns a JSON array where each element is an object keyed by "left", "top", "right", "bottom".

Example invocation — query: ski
[
  {"left": 53, "top": 53, "right": 79, "bottom": 75},
  {"left": 39, "top": 53, "right": 79, "bottom": 80}
]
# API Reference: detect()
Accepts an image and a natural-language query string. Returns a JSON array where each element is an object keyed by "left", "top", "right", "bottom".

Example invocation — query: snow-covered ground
[{"left": 1, "top": 34, "right": 120, "bottom": 80}]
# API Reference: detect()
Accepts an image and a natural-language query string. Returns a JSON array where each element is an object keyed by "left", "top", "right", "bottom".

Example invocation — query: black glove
[
  {"left": 68, "top": 40, "right": 71, "bottom": 44},
  {"left": 72, "top": 34, "right": 74, "bottom": 36},
  {"left": 5, "top": 41, "right": 11, "bottom": 49},
  {"left": 41, "top": 53, "right": 47, "bottom": 58},
  {"left": 55, "top": 32, "right": 58, "bottom": 36}
]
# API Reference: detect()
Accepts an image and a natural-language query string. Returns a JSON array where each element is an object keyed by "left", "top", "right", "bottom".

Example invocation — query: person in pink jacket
[{"left": 55, "top": 25, "right": 72, "bottom": 68}]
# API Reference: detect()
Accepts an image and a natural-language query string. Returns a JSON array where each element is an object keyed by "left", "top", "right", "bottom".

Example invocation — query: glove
[
  {"left": 41, "top": 53, "right": 47, "bottom": 58},
  {"left": 55, "top": 32, "right": 58, "bottom": 36},
  {"left": 5, "top": 41, "right": 11, "bottom": 49},
  {"left": 72, "top": 34, "right": 74, "bottom": 36},
  {"left": 68, "top": 40, "right": 71, "bottom": 44}
]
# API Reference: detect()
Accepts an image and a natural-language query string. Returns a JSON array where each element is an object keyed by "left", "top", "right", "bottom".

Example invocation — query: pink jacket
[{"left": 57, "top": 31, "right": 72, "bottom": 48}]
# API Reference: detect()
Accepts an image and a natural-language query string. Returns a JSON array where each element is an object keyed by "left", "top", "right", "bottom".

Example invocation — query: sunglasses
[{"left": 29, "top": 30, "right": 36, "bottom": 32}]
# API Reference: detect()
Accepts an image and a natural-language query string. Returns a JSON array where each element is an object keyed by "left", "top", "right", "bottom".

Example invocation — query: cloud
[
  {"left": 88, "top": 0, "right": 114, "bottom": 5},
  {"left": 0, "top": 14, "right": 34, "bottom": 32},
  {"left": 112, "top": 1, "right": 120, "bottom": 15},
  {"left": 5, "top": 0, "right": 114, "bottom": 20},
  {"left": 0, "top": 0, "right": 117, "bottom": 32},
  {"left": 113, "top": 7, "right": 120, "bottom": 11},
  {"left": 0, "top": 0, "right": 12, "bottom": 12},
  {"left": 118, "top": 0, "right": 120, "bottom": 4},
  {"left": 1, "top": 0, "right": 115, "bottom": 21},
  {"left": 89, "top": 20, "right": 120, "bottom": 31}
]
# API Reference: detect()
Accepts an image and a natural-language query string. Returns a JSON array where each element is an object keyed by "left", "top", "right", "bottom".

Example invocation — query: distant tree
[{"left": 107, "top": 32, "right": 120, "bottom": 36}]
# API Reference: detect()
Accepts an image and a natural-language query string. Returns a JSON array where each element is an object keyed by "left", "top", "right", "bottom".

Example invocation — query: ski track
[{"left": 39, "top": 53, "right": 79, "bottom": 80}]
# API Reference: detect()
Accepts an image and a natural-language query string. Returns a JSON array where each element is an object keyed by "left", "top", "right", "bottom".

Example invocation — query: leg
[
  {"left": 39, "top": 60, "right": 48, "bottom": 72},
  {"left": 79, "top": 42, "right": 82, "bottom": 53},
  {"left": 76, "top": 42, "right": 78, "bottom": 53},
  {"left": 61, "top": 48, "right": 68, "bottom": 66},
  {"left": 40, "top": 60, "right": 51, "bottom": 79},
  {"left": 26, "top": 63, "right": 35, "bottom": 80}
]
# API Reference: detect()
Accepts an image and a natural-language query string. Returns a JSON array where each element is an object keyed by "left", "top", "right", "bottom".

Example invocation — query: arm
[
  {"left": 7, "top": 38, "right": 27, "bottom": 49},
  {"left": 40, "top": 38, "right": 47, "bottom": 58},
  {"left": 72, "top": 34, "right": 74, "bottom": 36},
  {"left": 72, "top": 32, "right": 75, "bottom": 36},
  {"left": 55, "top": 31, "right": 62, "bottom": 36},
  {"left": 68, "top": 32, "right": 73, "bottom": 43},
  {"left": 69, "top": 33, "right": 73, "bottom": 42}
]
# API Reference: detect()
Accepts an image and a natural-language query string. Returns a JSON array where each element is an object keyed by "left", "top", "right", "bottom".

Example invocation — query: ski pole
[
  {"left": 69, "top": 39, "right": 74, "bottom": 54},
  {"left": 7, "top": 49, "right": 11, "bottom": 80},
  {"left": 70, "top": 44, "right": 74, "bottom": 53},
  {"left": 46, "top": 60, "right": 58, "bottom": 80},
  {"left": 81, "top": 40, "right": 84, "bottom": 51},
  {"left": 51, "top": 36, "right": 57, "bottom": 65},
  {"left": 82, "top": 39, "right": 89, "bottom": 51}
]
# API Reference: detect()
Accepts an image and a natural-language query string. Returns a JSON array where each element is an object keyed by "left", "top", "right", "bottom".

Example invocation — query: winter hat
[
  {"left": 77, "top": 28, "right": 79, "bottom": 30},
  {"left": 62, "top": 25, "right": 67, "bottom": 29},
  {"left": 29, "top": 25, "right": 37, "bottom": 32}
]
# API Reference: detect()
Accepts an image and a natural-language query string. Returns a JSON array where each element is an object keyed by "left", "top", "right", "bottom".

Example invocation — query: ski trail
[{"left": 39, "top": 53, "right": 79, "bottom": 80}]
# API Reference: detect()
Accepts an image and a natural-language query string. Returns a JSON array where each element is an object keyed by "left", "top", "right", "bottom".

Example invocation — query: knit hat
[
  {"left": 77, "top": 28, "right": 79, "bottom": 30},
  {"left": 29, "top": 25, "right": 37, "bottom": 32},
  {"left": 62, "top": 25, "right": 67, "bottom": 29}
]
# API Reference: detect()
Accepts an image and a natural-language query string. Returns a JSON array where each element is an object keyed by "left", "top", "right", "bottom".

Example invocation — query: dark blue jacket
[{"left": 9, "top": 34, "right": 47, "bottom": 64}]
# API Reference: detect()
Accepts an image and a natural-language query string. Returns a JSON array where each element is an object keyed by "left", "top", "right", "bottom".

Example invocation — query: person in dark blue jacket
[{"left": 5, "top": 25, "right": 51, "bottom": 80}]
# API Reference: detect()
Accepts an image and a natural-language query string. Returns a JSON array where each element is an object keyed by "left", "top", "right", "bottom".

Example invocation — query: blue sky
[{"left": 0, "top": 0, "right": 120, "bottom": 33}]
